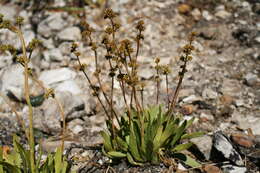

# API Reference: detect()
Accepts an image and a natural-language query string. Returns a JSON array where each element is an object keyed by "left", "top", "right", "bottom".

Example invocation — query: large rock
[
  {"left": 34, "top": 91, "right": 85, "bottom": 132},
  {"left": 0, "top": 64, "right": 25, "bottom": 100},
  {"left": 211, "top": 131, "right": 244, "bottom": 166},
  {"left": 57, "top": 27, "right": 81, "bottom": 41},
  {"left": 39, "top": 68, "right": 76, "bottom": 86}
]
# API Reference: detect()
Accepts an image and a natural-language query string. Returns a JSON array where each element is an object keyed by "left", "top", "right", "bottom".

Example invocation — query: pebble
[
  {"left": 55, "top": 80, "right": 82, "bottom": 95},
  {"left": 191, "top": 135, "right": 212, "bottom": 160},
  {"left": 43, "top": 48, "right": 63, "bottom": 62},
  {"left": 215, "top": 10, "right": 232, "bottom": 19},
  {"left": 178, "top": 4, "right": 191, "bottom": 14},
  {"left": 47, "top": 14, "right": 67, "bottom": 31},
  {"left": 254, "top": 36, "right": 260, "bottom": 43},
  {"left": 231, "top": 133, "right": 254, "bottom": 148},
  {"left": 202, "top": 10, "right": 213, "bottom": 21},
  {"left": 39, "top": 68, "right": 76, "bottom": 86},
  {"left": 244, "top": 73, "right": 258, "bottom": 86},
  {"left": 57, "top": 27, "right": 81, "bottom": 41},
  {"left": 203, "top": 165, "right": 221, "bottom": 173},
  {"left": 202, "top": 88, "right": 218, "bottom": 99},
  {"left": 191, "top": 8, "right": 201, "bottom": 21},
  {"left": 219, "top": 95, "right": 234, "bottom": 106},
  {"left": 221, "top": 165, "right": 247, "bottom": 173},
  {"left": 0, "top": 64, "right": 25, "bottom": 100}
]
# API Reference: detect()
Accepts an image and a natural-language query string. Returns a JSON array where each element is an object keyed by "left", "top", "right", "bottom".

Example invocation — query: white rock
[
  {"left": 47, "top": 14, "right": 66, "bottom": 31},
  {"left": 232, "top": 112, "right": 260, "bottom": 135},
  {"left": 202, "top": 88, "right": 218, "bottom": 99},
  {"left": 37, "top": 22, "right": 52, "bottom": 38},
  {"left": 72, "top": 125, "right": 83, "bottom": 134},
  {"left": 255, "top": 36, "right": 260, "bottom": 43},
  {"left": 55, "top": 80, "right": 82, "bottom": 95},
  {"left": 59, "top": 42, "right": 73, "bottom": 55},
  {"left": 39, "top": 68, "right": 76, "bottom": 86},
  {"left": 0, "top": 65, "right": 25, "bottom": 100},
  {"left": 57, "top": 27, "right": 81, "bottom": 41},
  {"left": 244, "top": 73, "right": 258, "bottom": 86},
  {"left": 182, "top": 95, "right": 199, "bottom": 103},
  {"left": 0, "top": 4, "right": 16, "bottom": 20},
  {"left": 215, "top": 10, "right": 231, "bottom": 19},
  {"left": 202, "top": 10, "right": 213, "bottom": 21},
  {"left": 43, "top": 49, "right": 63, "bottom": 62},
  {"left": 191, "top": 8, "right": 201, "bottom": 20}
]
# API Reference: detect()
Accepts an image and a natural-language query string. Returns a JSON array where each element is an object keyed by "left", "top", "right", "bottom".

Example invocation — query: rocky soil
[{"left": 0, "top": 0, "right": 259, "bottom": 172}]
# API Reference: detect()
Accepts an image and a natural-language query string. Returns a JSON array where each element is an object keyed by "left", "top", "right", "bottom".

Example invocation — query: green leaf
[
  {"left": 172, "top": 143, "right": 193, "bottom": 152},
  {"left": 126, "top": 153, "right": 143, "bottom": 166},
  {"left": 173, "top": 153, "right": 201, "bottom": 168},
  {"left": 185, "top": 117, "right": 195, "bottom": 129},
  {"left": 171, "top": 120, "right": 187, "bottom": 147},
  {"left": 115, "top": 136, "right": 128, "bottom": 152},
  {"left": 181, "top": 132, "right": 204, "bottom": 140},
  {"left": 61, "top": 160, "right": 69, "bottom": 173},
  {"left": 0, "top": 147, "right": 3, "bottom": 173},
  {"left": 129, "top": 123, "right": 143, "bottom": 162},
  {"left": 100, "top": 131, "right": 113, "bottom": 152},
  {"left": 14, "top": 139, "right": 30, "bottom": 172},
  {"left": 153, "top": 125, "right": 163, "bottom": 151},
  {"left": 159, "top": 121, "right": 176, "bottom": 147},
  {"left": 0, "top": 161, "right": 22, "bottom": 173},
  {"left": 107, "top": 151, "right": 127, "bottom": 158},
  {"left": 54, "top": 146, "right": 62, "bottom": 173}
]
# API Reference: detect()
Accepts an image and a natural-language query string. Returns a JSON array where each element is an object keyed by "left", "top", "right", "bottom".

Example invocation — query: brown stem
[
  {"left": 167, "top": 60, "right": 187, "bottom": 115},
  {"left": 17, "top": 30, "right": 36, "bottom": 173},
  {"left": 166, "top": 74, "right": 170, "bottom": 109}
]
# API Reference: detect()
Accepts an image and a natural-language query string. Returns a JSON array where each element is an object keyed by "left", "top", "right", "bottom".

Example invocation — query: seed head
[{"left": 104, "top": 8, "right": 116, "bottom": 19}]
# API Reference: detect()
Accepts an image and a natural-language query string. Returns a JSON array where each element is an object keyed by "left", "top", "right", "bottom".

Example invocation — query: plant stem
[
  {"left": 17, "top": 30, "right": 36, "bottom": 173},
  {"left": 166, "top": 74, "right": 170, "bottom": 109},
  {"left": 167, "top": 60, "right": 187, "bottom": 115}
]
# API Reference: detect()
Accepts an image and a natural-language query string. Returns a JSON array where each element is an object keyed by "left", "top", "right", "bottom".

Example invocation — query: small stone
[
  {"left": 200, "top": 112, "right": 214, "bottom": 121},
  {"left": 57, "top": 27, "right": 81, "bottom": 41},
  {"left": 255, "top": 36, "right": 260, "bottom": 43},
  {"left": 191, "top": 8, "right": 201, "bottom": 21},
  {"left": 203, "top": 165, "right": 221, "bottom": 173},
  {"left": 1, "top": 64, "right": 25, "bottom": 100},
  {"left": 202, "top": 88, "right": 218, "bottom": 99},
  {"left": 59, "top": 42, "right": 73, "bottom": 55},
  {"left": 221, "top": 165, "right": 247, "bottom": 173},
  {"left": 235, "top": 99, "right": 244, "bottom": 107},
  {"left": 181, "top": 104, "right": 194, "bottom": 115},
  {"left": 182, "top": 95, "right": 199, "bottom": 103},
  {"left": 55, "top": 80, "right": 82, "bottom": 95},
  {"left": 215, "top": 10, "right": 231, "bottom": 19},
  {"left": 191, "top": 135, "right": 212, "bottom": 160},
  {"left": 0, "top": 4, "right": 16, "bottom": 20},
  {"left": 38, "top": 22, "right": 52, "bottom": 38},
  {"left": 178, "top": 4, "right": 191, "bottom": 14},
  {"left": 39, "top": 68, "right": 76, "bottom": 86},
  {"left": 47, "top": 14, "right": 66, "bottom": 31},
  {"left": 231, "top": 133, "right": 254, "bottom": 148},
  {"left": 232, "top": 112, "right": 260, "bottom": 136},
  {"left": 43, "top": 49, "right": 63, "bottom": 62},
  {"left": 244, "top": 73, "right": 258, "bottom": 86},
  {"left": 72, "top": 125, "right": 84, "bottom": 134},
  {"left": 202, "top": 11, "right": 213, "bottom": 21},
  {"left": 219, "top": 95, "right": 234, "bottom": 106}
]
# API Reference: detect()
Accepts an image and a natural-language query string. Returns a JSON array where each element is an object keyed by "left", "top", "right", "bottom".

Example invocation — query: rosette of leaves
[
  {"left": 0, "top": 136, "right": 74, "bottom": 173},
  {"left": 101, "top": 105, "right": 203, "bottom": 167}
]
